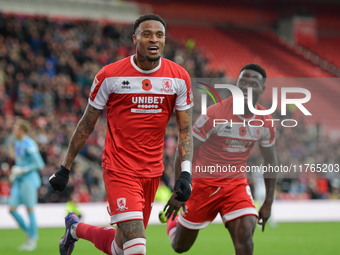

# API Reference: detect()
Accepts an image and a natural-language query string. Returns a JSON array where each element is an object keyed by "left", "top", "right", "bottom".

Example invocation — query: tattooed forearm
[
  {"left": 176, "top": 108, "right": 193, "bottom": 162},
  {"left": 118, "top": 220, "right": 146, "bottom": 242},
  {"left": 62, "top": 104, "right": 102, "bottom": 169}
]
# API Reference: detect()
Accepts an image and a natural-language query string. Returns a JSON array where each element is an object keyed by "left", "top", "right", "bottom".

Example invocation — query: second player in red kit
[{"left": 164, "top": 64, "right": 278, "bottom": 255}]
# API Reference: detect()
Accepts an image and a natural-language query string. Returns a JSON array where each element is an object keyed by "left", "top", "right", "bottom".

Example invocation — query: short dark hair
[
  {"left": 240, "top": 63, "right": 267, "bottom": 83},
  {"left": 133, "top": 14, "right": 166, "bottom": 35}
]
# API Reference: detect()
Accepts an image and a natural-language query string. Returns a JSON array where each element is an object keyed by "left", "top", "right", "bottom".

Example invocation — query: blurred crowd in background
[{"left": 0, "top": 14, "right": 339, "bottom": 205}]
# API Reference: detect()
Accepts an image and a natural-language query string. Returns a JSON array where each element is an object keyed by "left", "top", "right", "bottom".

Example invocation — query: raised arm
[
  {"left": 258, "top": 144, "right": 278, "bottom": 232},
  {"left": 49, "top": 104, "right": 102, "bottom": 191}
]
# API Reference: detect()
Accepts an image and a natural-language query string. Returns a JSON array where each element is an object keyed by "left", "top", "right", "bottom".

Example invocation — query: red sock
[
  {"left": 167, "top": 215, "right": 179, "bottom": 242},
  {"left": 76, "top": 223, "right": 116, "bottom": 255}
]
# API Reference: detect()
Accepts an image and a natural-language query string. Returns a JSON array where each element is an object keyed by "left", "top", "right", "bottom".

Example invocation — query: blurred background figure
[
  {"left": 65, "top": 193, "right": 83, "bottom": 220},
  {"left": 0, "top": 163, "right": 11, "bottom": 204},
  {"left": 8, "top": 119, "right": 45, "bottom": 251}
]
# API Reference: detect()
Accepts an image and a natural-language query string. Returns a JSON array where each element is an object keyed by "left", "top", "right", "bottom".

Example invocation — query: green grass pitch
[{"left": 1, "top": 222, "right": 339, "bottom": 254}]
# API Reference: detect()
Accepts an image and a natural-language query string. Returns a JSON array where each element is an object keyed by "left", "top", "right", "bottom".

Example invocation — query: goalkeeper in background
[{"left": 8, "top": 119, "right": 45, "bottom": 251}]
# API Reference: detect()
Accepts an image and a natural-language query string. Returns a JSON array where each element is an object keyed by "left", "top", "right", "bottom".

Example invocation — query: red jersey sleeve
[
  {"left": 175, "top": 71, "right": 194, "bottom": 111},
  {"left": 88, "top": 67, "right": 110, "bottom": 109}
]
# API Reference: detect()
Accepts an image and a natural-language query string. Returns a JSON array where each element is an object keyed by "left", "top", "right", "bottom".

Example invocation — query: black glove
[
  {"left": 49, "top": 165, "right": 70, "bottom": 192},
  {"left": 174, "top": 171, "right": 192, "bottom": 202}
]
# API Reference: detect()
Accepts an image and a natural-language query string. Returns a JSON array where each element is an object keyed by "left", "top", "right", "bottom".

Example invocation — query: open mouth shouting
[{"left": 148, "top": 45, "right": 159, "bottom": 54}]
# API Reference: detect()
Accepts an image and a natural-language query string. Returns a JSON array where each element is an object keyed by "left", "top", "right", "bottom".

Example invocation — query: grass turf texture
[{"left": 0, "top": 222, "right": 339, "bottom": 254}]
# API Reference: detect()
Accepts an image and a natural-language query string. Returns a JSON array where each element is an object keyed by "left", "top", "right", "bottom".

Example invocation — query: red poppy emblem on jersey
[
  {"left": 161, "top": 79, "right": 173, "bottom": 93},
  {"left": 142, "top": 79, "right": 152, "bottom": 91},
  {"left": 239, "top": 127, "right": 247, "bottom": 137}
]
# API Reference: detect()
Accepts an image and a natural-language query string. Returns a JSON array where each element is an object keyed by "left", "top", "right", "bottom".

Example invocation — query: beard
[{"left": 146, "top": 55, "right": 161, "bottom": 62}]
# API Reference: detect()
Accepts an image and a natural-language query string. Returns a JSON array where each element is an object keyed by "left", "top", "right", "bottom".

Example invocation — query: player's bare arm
[
  {"left": 173, "top": 137, "right": 203, "bottom": 186},
  {"left": 260, "top": 145, "right": 278, "bottom": 202},
  {"left": 258, "top": 144, "right": 278, "bottom": 231},
  {"left": 49, "top": 104, "right": 102, "bottom": 192},
  {"left": 164, "top": 108, "right": 193, "bottom": 216},
  {"left": 164, "top": 148, "right": 183, "bottom": 220},
  {"left": 164, "top": 133, "right": 202, "bottom": 220},
  {"left": 174, "top": 137, "right": 203, "bottom": 181},
  {"left": 62, "top": 104, "right": 102, "bottom": 169},
  {"left": 176, "top": 108, "right": 193, "bottom": 162}
]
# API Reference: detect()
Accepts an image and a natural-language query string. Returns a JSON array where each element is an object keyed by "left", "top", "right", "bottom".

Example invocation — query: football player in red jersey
[
  {"left": 49, "top": 14, "right": 193, "bottom": 255},
  {"left": 164, "top": 64, "right": 278, "bottom": 255}
]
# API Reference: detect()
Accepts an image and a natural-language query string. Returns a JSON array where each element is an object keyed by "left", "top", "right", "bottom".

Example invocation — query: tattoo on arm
[
  {"left": 176, "top": 108, "right": 193, "bottom": 162},
  {"left": 174, "top": 148, "right": 181, "bottom": 181},
  {"left": 62, "top": 104, "right": 102, "bottom": 169},
  {"left": 118, "top": 220, "right": 146, "bottom": 242}
]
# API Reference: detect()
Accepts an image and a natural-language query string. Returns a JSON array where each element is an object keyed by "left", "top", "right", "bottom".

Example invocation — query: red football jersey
[
  {"left": 192, "top": 96, "right": 276, "bottom": 187},
  {"left": 89, "top": 56, "right": 193, "bottom": 177}
]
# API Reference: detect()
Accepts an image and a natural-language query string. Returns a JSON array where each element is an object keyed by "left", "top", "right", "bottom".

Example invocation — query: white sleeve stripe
[
  {"left": 175, "top": 102, "right": 194, "bottom": 111},
  {"left": 259, "top": 141, "right": 276, "bottom": 147},
  {"left": 193, "top": 132, "right": 206, "bottom": 142},
  {"left": 175, "top": 78, "right": 192, "bottom": 110},
  {"left": 88, "top": 99, "right": 105, "bottom": 110},
  {"left": 259, "top": 126, "right": 275, "bottom": 147},
  {"left": 90, "top": 78, "right": 111, "bottom": 108}
]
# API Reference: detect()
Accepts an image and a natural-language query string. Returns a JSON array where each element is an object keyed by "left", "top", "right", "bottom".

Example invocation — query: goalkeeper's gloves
[{"left": 9, "top": 166, "right": 27, "bottom": 183}]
